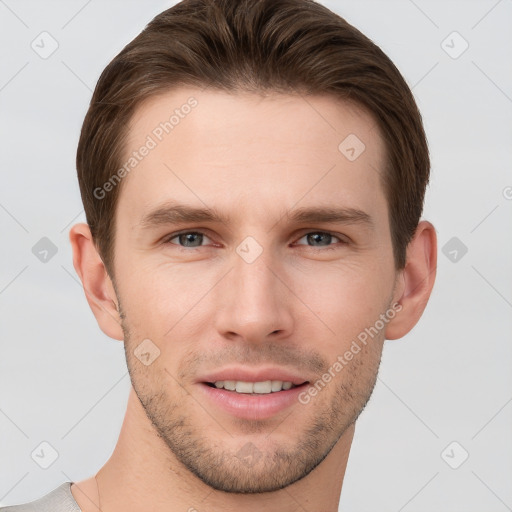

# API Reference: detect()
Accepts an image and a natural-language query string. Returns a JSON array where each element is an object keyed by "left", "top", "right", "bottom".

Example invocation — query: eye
[
  {"left": 295, "top": 231, "right": 348, "bottom": 249},
  {"left": 164, "top": 231, "right": 213, "bottom": 248},
  {"left": 161, "top": 230, "right": 348, "bottom": 251}
]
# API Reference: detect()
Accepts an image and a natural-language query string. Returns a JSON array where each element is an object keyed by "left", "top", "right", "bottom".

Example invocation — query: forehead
[{"left": 117, "top": 87, "right": 387, "bottom": 228}]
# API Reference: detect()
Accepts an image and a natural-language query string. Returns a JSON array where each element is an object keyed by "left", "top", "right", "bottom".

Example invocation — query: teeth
[
  {"left": 253, "top": 381, "right": 272, "bottom": 393},
  {"left": 271, "top": 380, "right": 283, "bottom": 392},
  {"left": 236, "top": 381, "right": 254, "bottom": 393},
  {"left": 211, "top": 380, "right": 297, "bottom": 394},
  {"left": 223, "top": 380, "right": 236, "bottom": 391}
]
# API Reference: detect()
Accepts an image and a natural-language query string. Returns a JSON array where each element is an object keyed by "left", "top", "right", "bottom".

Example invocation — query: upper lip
[{"left": 197, "top": 367, "right": 310, "bottom": 386}]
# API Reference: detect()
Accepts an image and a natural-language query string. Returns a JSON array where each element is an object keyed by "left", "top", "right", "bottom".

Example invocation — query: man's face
[{"left": 111, "top": 88, "right": 400, "bottom": 493}]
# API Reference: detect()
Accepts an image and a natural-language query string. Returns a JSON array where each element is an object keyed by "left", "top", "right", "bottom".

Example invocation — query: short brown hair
[{"left": 76, "top": 0, "right": 430, "bottom": 276}]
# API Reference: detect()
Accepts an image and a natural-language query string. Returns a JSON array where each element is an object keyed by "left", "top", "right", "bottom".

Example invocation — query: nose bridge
[
  {"left": 216, "top": 237, "right": 293, "bottom": 340},
  {"left": 236, "top": 244, "right": 277, "bottom": 300}
]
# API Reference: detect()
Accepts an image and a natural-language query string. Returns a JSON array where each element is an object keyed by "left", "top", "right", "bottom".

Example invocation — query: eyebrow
[
  {"left": 138, "top": 200, "right": 374, "bottom": 230},
  {"left": 139, "top": 201, "right": 231, "bottom": 228},
  {"left": 285, "top": 205, "right": 373, "bottom": 229}
]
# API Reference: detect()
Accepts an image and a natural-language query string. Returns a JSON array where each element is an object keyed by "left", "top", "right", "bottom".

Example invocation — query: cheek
[
  {"left": 118, "top": 261, "right": 219, "bottom": 340},
  {"left": 291, "top": 262, "right": 392, "bottom": 349}
]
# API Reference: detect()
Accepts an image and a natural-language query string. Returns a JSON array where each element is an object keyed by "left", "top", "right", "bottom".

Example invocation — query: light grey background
[{"left": 0, "top": 1, "right": 511, "bottom": 510}]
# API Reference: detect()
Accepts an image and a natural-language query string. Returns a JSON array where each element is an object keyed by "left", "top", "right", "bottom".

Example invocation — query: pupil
[
  {"left": 181, "top": 233, "right": 202, "bottom": 247},
  {"left": 308, "top": 233, "right": 330, "bottom": 246}
]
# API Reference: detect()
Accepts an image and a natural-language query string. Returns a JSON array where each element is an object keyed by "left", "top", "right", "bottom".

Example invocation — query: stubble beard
[{"left": 119, "top": 314, "right": 383, "bottom": 494}]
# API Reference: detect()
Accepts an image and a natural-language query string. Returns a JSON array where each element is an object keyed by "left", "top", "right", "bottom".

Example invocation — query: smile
[
  {"left": 199, "top": 381, "right": 310, "bottom": 420},
  {"left": 206, "top": 379, "right": 304, "bottom": 394}
]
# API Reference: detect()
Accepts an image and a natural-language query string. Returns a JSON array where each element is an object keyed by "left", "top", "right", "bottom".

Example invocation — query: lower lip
[{"left": 198, "top": 382, "right": 309, "bottom": 421}]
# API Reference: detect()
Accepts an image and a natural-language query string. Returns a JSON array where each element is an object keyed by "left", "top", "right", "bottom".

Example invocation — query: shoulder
[{"left": 0, "top": 482, "right": 82, "bottom": 512}]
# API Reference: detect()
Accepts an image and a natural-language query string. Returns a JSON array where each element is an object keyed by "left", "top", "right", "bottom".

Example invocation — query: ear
[
  {"left": 69, "top": 223, "right": 124, "bottom": 341},
  {"left": 385, "top": 220, "right": 437, "bottom": 340}
]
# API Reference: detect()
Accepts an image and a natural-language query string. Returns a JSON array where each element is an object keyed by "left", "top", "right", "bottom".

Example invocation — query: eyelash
[{"left": 162, "top": 230, "right": 349, "bottom": 251}]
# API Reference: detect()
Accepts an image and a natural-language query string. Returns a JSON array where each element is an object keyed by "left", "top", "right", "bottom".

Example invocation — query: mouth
[
  {"left": 203, "top": 380, "right": 309, "bottom": 394},
  {"left": 198, "top": 380, "right": 311, "bottom": 420}
]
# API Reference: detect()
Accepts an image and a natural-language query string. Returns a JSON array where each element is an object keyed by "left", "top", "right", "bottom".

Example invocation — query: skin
[{"left": 69, "top": 88, "right": 436, "bottom": 512}]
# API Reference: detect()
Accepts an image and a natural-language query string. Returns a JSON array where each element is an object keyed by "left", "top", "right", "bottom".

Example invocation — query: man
[{"left": 1, "top": 0, "right": 436, "bottom": 510}]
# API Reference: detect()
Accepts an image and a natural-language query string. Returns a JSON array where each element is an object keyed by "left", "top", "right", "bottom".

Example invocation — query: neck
[{"left": 93, "top": 387, "right": 354, "bottom": 512}]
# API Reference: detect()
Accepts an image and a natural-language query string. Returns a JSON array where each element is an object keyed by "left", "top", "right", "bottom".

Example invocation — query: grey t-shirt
[{"left": 0, "top": 482, "right": 82, "bottom": 512}]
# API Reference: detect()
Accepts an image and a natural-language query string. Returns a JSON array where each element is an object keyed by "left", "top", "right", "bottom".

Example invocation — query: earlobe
[
  {"left": 385, "top": 221, "right": 437, "bottom": 340},
  {"left": 69, "top": 223, "right": 124, "bottom": 341}
]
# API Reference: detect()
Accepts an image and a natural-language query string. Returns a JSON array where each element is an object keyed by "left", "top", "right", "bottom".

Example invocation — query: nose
[{"left": 214, "top": 245, "right": 295, "bottom": 343}]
